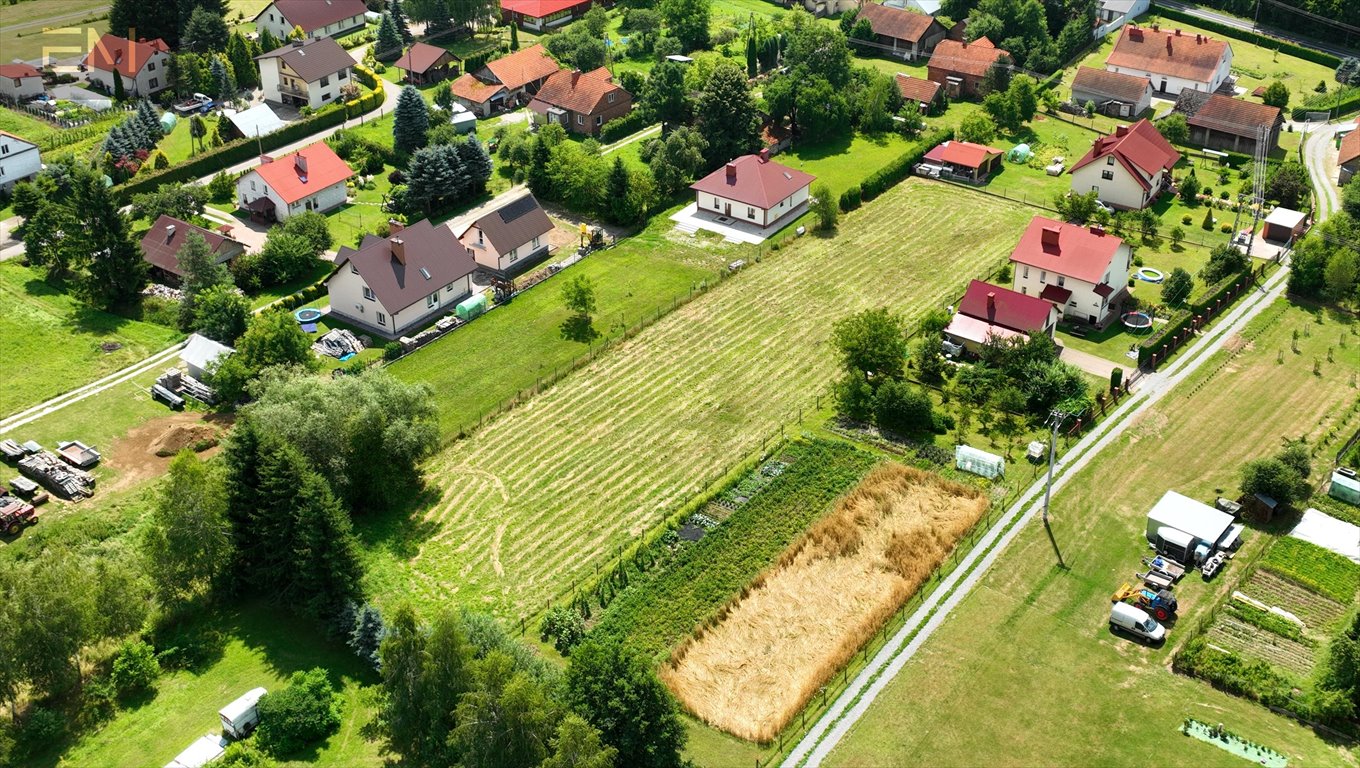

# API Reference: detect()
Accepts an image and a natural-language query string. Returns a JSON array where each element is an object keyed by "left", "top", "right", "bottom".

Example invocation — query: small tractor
[
  {"left": 0, "top": 496, "right": 38, "bottom": 536},
  {"left": 1112, "top": 582, "right": 1178, "bottom": 621}
]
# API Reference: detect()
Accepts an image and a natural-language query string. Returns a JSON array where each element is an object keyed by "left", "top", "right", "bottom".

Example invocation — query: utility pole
[{"left": 1042, "top": 409, "right": 1068, "bottom": 569}]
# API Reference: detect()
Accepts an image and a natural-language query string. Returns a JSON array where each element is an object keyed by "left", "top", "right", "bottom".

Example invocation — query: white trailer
[{"left": 219, "top": 687, "right": 267, "bottom": 739}]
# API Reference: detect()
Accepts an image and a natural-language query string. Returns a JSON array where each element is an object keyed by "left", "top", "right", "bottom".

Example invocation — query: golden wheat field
[{"left": 661, "top": 463, "right": 989, "bottom": 743}]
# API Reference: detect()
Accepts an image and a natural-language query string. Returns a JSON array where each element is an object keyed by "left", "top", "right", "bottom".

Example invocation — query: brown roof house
[
  {"left": 1070, "top": 67, "right": 1153, "bottom": 118},
  {"left": 253, "top": 0, "right": 369, "bottom": 43},
  {"left": 327, "top": 218, "right": 478, "bottom": 338},
  {"left": 855, "top": 4, "right": 948, "bottom": 60},
  {"left": 528, "top": 69, "right": 633, "bottom": 136},
  {"left": 394, "top": 43, "right": 460, "bottom": 86},
  {"left": 1185, "top": 94, "right": 1282, "bottom": 154},
  {"left": 455, "top": 193, "right": 556, "bottom": 275},
  {"left": 0, "top": 63, "right": 43, "bottom": 102},
  {"left": 255, "top": 38, "right": 356, "bottom": 111},
  {"left": 140, "top": 215, "right": 247, "bottom": 284},
  {"left": 927, "top": 37, "right": 1009, "bottom": 99},
  {"left": 1340, "top": 129, "right": 1360, "bottom": 185},
  {"left": 690, "top": 150, "right": 816, "bottom": 229},
  {"left": 895, "top": 74, "right": 943, "bottom": 112},
  {"left": 1105, "top": 24, "right": 1233, "bottom": 96}
]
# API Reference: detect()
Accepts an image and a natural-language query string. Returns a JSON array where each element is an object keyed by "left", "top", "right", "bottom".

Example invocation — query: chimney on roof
[
  {"left": 138, "top": 37, "right": 146, "bottom": 43},
  {"left": 1089, "top": 224, "right": 1105, "bottom": 235},
  {"left": 388, "top": 219, "right": 405, "bottom": 234},
  {"left": 391, "top": 237, "right": 406, "bottom": 264},
  {"left": 572, "top": 69, "right": 581, "bottom": 86},
  {"left": 725, "top": 162, "right": 737, "bottom": 180},
  {"left": 1175, "top": 28, "right": 1181, "bottom": 36},
  {"left": 295, "top": 153, "right": 308, "bottom": 174},
  {"left": 759, "top": 148, "right": 770, "bottom": 162},
  {"left": 986, "top": 291, "right": 996, "bottom": 310},
  {"left": 1196, "top": 33, "right": 1202, "bottom": 43},
  {"left": 292, "top": 39, "right": 304, "bottom": 47},
  {"left": 1166, "top": 36, "right": 1173, "bottom": 55},
  {"left": 1041, "top": 225, "right": 1061, "bottom": 249},
  {"left": 1150, "top": 22, "right": 1158, "bottom": 31},
  {"left": 165, "top": 224, "right": 176, "bottom": 242},
  {"left": 260, "top": 154, "right": 273, "bottom": 164}
]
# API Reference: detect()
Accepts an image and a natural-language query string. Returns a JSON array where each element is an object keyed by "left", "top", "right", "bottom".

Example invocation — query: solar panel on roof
[{"left": 497, "top": 195, "right": 538, "bottom": 224}]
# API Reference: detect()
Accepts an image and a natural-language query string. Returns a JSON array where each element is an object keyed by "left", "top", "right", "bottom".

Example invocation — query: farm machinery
[
  {"left": 1112, "top": 582, "right": 1179, "bottom": 622},
  {"left": 0, "top": 496, "right": 38, "bottom": 536}
]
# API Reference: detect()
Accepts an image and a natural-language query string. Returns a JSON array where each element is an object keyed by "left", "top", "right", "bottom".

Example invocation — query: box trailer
[
  {"left": 1145, "top": 490, "right": 1242, "bottom": 565},
  {"left": 219, "top": 687, "right": 266, "bottom": 739}
]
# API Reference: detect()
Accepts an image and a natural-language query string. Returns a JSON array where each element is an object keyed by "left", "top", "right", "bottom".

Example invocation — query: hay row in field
[{"left": 661, "top": 463, "right": 989, "bottom": 743}]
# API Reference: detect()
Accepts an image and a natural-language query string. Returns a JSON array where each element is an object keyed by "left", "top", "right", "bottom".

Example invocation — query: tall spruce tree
[
  {"left": 694, "top": 60, "right": 760, "bottom": 168},
  {"left": 393, "top": 85, "right": 430, "bottom": 154},
  {"left": 112, "top": 69, "right": 127, "bottom": 101},
  {"left": 606, "top": 156, "right": 636, "bottom": 225},
  {"left": 390, "top": 0, "right": 414, "bottom": 43},
  {"left": 227, "top": 32, "right": 257, "bottom": 89},
  {"left": 377, "top": 12, "right": 404, "bottom": 61},
  {"left": 176, "top": 231, "right": 232, "bottom": 330},
  {"left": 457, "top": 136, "right": 493, "bottom": 195},
  {"left": 209, "top": 56, "right": 234, "bottom": 101}
]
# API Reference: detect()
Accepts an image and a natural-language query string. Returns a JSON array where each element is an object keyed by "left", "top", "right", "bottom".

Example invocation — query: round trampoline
[
  {"left": 1135, "top": 267, "right": 1165, "bottom": 283},
  {"left": 294, "top": 308, "right": 323, "bottom": 323},
  {"left": 1122, "top": 311, "right": 1154, "bottom": 332}
]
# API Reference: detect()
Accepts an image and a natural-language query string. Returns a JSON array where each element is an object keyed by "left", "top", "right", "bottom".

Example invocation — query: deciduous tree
[
  {"left": 695, "top": 61, "right": 760, "bottom": 167},
  {"left": 831, "top": 307, "right": 908, "bottom": 383},
  {"left": 193, "top": 283, "right": 250, "bottom": 345},
  {"left": 565, "top": 640, "right": 685, "bottom": 768}
]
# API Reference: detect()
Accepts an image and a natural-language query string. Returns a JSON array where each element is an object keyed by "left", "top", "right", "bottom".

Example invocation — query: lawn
[
  {"left": 386, "top": 211, "right": 734, "bottom": 433},
  {"left": 0, "top": 0, "right": 108, "bottom": 65},
  {"left": 0, "top": 261, "right": 183, "bottom": 418},
  {"left": 360, "top": 179, "right": 1036, "bottom": 622},
  {"left": 43, "top": 601, "right": 382, "bottom": 768},
  {"left": 777, "top": 132, "right": 919, "bottom": 199},
  {"left": 0, "top": 106, "right": 60, "bottom": 146},
  {"left": 820, "top": 300, "right": 1359, "bottom": 768}
]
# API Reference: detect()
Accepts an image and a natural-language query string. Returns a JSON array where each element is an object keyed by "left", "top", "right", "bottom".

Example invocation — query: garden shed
[
  {"left": 180, "top": 333, "right": 234, "bottom": 381},
  {"left": 1262, "top": 207, "right": 1307, "bottom": 244},
  {"left": 955, "top": 445, "right": 1004, "bottom": 478},
  {"left": 1331, "top": 469, "right": 1360, "bottom": 506}
]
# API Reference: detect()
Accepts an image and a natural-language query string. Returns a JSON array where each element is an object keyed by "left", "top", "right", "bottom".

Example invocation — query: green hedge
[
  {"left": 838, "top": 184, "right": 862, "bottom": 212},
  {"left": 352, "top": 64, "right": 379, "bottom": 90},
  {"left": 861, "top": 128, "right": 953, "bottom": 202},
  {"left": 1292, "top": 92, "right": 1360, "bottom": 120},
  {"left": 117, "top": 87, "right": 386, "bottom": 200},
  {"left": 599, "top": 110, "right": 654, "bottom": 144},
  {"left": 1150, "top": 4, "right": 1342, "bottom": 68},
  {"left": 1137, "top": 267, "right": 1252, "bottom": 366}
]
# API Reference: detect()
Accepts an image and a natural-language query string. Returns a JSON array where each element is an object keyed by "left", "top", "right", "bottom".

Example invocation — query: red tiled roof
[
  {"left": 394, "top": 42, "right": 458, "bottom": 75},
  {"left": 1340, "top": 130, "right": 1360, "bottom": 167},
  {"left": 83, "top": 34, "right": 169, "bottom": 78},
  {"left": 1010, "top": 217, "right": 1125, "bottom": 285},
  {"left": 690, "top": 153, "right": 816, "bottom": 210},
  {"left": 253, "top": 142, "right": 354, "bottom": 205},
  {"left": 895, "top": 74, "right": 940, "bottom": 105},
  {"left": 1186, "top": 94, "right": 1281, "bottom": 139},
  {"left": 140, "top": 215, "right": 244, "bottom": 276},
  {"left": 584, "top": 66, "right": 612, "bottom": 82},
  {"left": 1106, "top": 25, "right": 1230, "bottom": 84},
  {"left": 0, "top": 63, "right": 41, "bottom": 79},
  {"left": 255, "top": 0, "right": 368, "bottom": 34},
  {"left": 1069, "top": 119, "right": 1180, "bottom": 191},
  {"left": 332, "top": 219, "right": 477, "bottom": 314},
  {"left": 927, "top": 37, "right": 1007, "bottom": 79},
  {"left": 958, "top": 280, "right": 1055, "bottom": 334},
  {"left": 1071, "top": 66, "right": 1150, "bottom": 105},
  {"left": 923, "top": 140, "right": 1001, "bottom": 169},
  {"left": 500, "top": 0, "right": 592, "bottom": 19},
  {"left": 857, "top": 3, "right": 940, "bottom": 45},
  {"left": 451, "top": 73, "right": 506, "bottom": 104},
  {"left": 528, "top": 68, "right": 630, "bottom": 117},
  {"left": 483, "top": 44, "right": 560, "bottom": 92}
]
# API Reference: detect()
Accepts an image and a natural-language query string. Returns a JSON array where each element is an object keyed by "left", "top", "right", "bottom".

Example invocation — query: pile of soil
[{"left": 150, "top": 424, "right": 218, "bottom": 457}]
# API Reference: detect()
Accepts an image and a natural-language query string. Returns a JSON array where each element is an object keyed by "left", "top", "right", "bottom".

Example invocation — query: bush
[
  {"left": 255, "top": 669, "right": 341, "bottom": 756},
  {"left": 839, "top": 185, "right": 862, "bottom": 212},
  {"left": 220, "top": 741, "right": 278, "bottom": 767},
  {"left": 18, "top": 708, "right": 64, "bottom": 755},
  {"left": 833, "top": 371, "right": 874, "bottom": 422},
  {"left": 598, "top": 109, "right": 652, "bottom": 143},
  {"left": 1220, "top": 223, "right": 1233, "bottom": 233},
  {"left": 540, "top": 604, "right": 586, "bottom": 654},
  {"left": 383, "top": 342, "right": 403, "bottom": 361},
  {"left": 872, "top": 380, "right": 935, "bottom": 436},
  {"left": 111, "top": 640, "right": 161, "bottom": 695},
  {"left": 1182, "top": 214, "right": 1193, "bottom": 225}
]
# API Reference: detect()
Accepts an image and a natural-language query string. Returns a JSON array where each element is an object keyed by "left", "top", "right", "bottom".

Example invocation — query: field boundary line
[{"left": 784, "top": 262, "right": 1292, "bottom": 767}]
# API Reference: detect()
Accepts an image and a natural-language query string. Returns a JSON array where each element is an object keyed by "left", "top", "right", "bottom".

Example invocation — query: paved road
[
  {"left": 1302, "top": 122, "right": 1347, "bottom": 220},
  {"left": 1154, "top": 0, "right": 1359, "bottom": 58}
]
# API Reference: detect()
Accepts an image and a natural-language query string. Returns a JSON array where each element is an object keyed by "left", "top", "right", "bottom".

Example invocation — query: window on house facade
[
  {"left": 350, "top": 264, "right": 358, "bottom": 274},
  {"left": 1022, "top": 265, "right": 1029, "bottom": 279},
  {"left": 339, "top": 69, "right": 347, "bottom": 80},
  {"left": 1040, "top": 270, "right": 1047, "bottom": 284},
  {"left": 322, "top": 92, "right": 331, "bottom": 101},
  {"left": 446, "top": 282, "right": 456, "bottom": 293},
  {"left": 576, "top": 114, "right": 584, "bottom": 125},
  {"left": 148, "top": 62, "right": 156, "bottom": 71},
  {"left": 9, "top": 78, "right": 18, "bottom": 87},
  {"left": 747, "top": 207, "right": 755, "bottom": 219},
  {"left": 595, "top": 115, "right": 602, "bottom": 125},
  {"left": 427, "top": 292, "right": 438, "bottom": 309},
  {"left": 1106, "top": 156, "right": 1114, "bottom": 165},
  {"left": 1101, "top": 170, "right": 1114, "bottom": 180},
  {"left": 1057, "top": 276, "right": 1065, "bottom": 287},
  {"left": 149, "top": 78, "right": 159, "bottom": 89},
  {"left": 320, "top": 75, "right": 330, "bottom": 87},
  {"left": 531, "top": 235, "right": 540, "bottom": 249},
  {"left": 363, "top": 286, "right": 375, "bottom": 301},
  {"left": 377, "top": 312, "right": 387, "bottom": 326},
  {"left": 0, "top": 145, "right": 7, "bottom": 155},
  {"left": 508, "top": 248, "right": 519, "bottom": 262}
]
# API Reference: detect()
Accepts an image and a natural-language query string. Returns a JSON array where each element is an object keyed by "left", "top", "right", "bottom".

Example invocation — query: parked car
[
  {"left": 1109, "top": 602, "right": 1165, "bottom": 643},
  {"left": 219, "top": 687, "right": 266, "bottom": 739}
]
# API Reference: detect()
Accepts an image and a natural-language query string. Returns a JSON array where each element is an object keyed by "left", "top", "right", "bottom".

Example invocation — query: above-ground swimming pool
[
  {"left": 1135, "top": 267, "right": 1164, "bottom": 283},
  {"left": 1122, "top": 311, "right": 1153, "bottom": 331},
  {"left": 294, "top": 308, "right": 323, "bottom": 324}
]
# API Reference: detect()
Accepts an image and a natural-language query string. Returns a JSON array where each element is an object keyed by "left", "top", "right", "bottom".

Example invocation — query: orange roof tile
[
  {"left": 253, "top": 143, "right": 354, "bottom": 205},
  {"left": 483, "top": 44, "right": 560, "bottom": 92},
  {"left": 450, "top": 73, "right": 506, "bottom": 104},
  {"left": 1340, "top": 129, "right": 1360, "bottom": 167},
  {"left": 857, "top": 3, "right": 941, "bottom": 45},
  {"left": 528, "top": 69, "right": 630, "bottom": 116},
  {"left": 927, "top": 37, "right": 1008, "bottom": 79},
  {"left": 83, "top": 34, "right": 169, "bottom": 79},
  {"left": 1106, "top": 25, "right": 1230, "bottom": 84},
  {"left": 1186, "top": 94, "right": 1281, "bottom": 139},
  {"left": 894, "top": 74, "right": 940, "bottom": 105}
]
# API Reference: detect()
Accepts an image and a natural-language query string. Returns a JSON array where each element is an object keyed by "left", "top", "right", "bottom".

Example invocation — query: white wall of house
[
  {"left": 0, "top": 134, "right": 41, "bottom": 192},
  {"left": 465, "top": 228, "right": 548, "bottom": 272},
  {"left": 1071, "top": 85, "right": 1152, "bottom": 117},
  {"left": 237, "top": 171, "right": 348, "bottom": 221},
  {"left": 327, "top": 265, "right": 471, "bottom": 338},
  {"left": 88, "top": 52, "right": 170, "bottom": 96},
  {"left": 256, "top": 3, "right": 366, "bottom": 42},
  {"left": 695, "top": 185, "right": 809, "bottom": 228},
  {"left": 1106, "top": 46, "right": 1232, "bottom": 96},
  {"left": 1010, "top": 242, "right": 1133, "bottom": 325},
  {"left": 0, "top": 76, "right": 43, "bottom": 101},
  {"left": 1070, "top": 157, "right": 1164, "bottom": 210},
  {"left": 258, "top": 58, "right": 351, "bottom": 110}
]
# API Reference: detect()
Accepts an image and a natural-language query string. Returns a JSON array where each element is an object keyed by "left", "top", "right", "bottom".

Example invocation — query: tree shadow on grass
[
  {"left": 559, "top": 314, "right": 599, "bottom": 344},
  {"left": 350, "top": 479, "right": 443, "bottom": 562}
]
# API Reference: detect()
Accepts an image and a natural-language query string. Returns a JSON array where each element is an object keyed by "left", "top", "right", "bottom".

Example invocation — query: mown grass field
[
  {"left": 822, "top": 301, "right": 1359, "bottom": 768},
  {"left": 40, "top": 602, "right": 382, "bottom": 768},
  {"left": 0, "top": 0, "right": 108, "bottom": 64},
  {"left": 0, "top": 261, "right": 183, "bottom": 418},
  {"left": 358, "top": 179, "right": 1036, "bottom": 621}
]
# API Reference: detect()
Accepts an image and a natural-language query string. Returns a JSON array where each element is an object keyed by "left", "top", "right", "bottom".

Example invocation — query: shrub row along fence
[
  {"left": 837, "top": 128, "right": 953, "bottom": 213},
  {"left": 115, "top": 85, "right": 386, "bottom": 200},
  {"left": 1149, "top": 3, "right": 1342, "bottom": 68},
  {"left": 599, "top": 111, "right": 654, "bottom": 144},
  {"left": 1137, "top": 264, "right": 1265, "bottom": 368}
]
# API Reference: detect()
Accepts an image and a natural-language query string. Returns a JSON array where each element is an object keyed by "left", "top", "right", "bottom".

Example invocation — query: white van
[
  {"left": 1109, "top": 602, "right": 1166, "bottom": 643},
  {"left": 219, "top": 687, "right": 267, "bottom": 739}
]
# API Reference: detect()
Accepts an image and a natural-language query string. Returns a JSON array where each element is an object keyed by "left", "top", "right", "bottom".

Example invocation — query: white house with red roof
[
  {"left": 500, "top": 0, "right": 594, "bottom": 31},
  {"left": 1010, "top": 217, "right": 1133, "bottom": 327},
  {"left": 0, "top": 131, "right": 41, "bottom": 192},
  {"left": 1069, "top": 119, "right": 1180, "bottom": 211},
  {"left": 0, "top": 63, "right": 43, "bottom": 102},
  {"left": 83, "top": 34, "right": 171, "bottom": 97},
  {"left": 945, "top": 280, "right": 1059, "bottom": 352},
  {"left": 236, "top": 143, "right": 354, "bottom": 223},
  {"left": 689, "top": 150, "right": 815, "bottom": 229},
  {"left": 253, "top": 0, "right": 369, "bottom": 42},
  {"left": 1105, "top": 25, "right": 1232, "bottom": 96},
  {"left": 1339, "top": 129, "right": 1360, "bottom": 186}
]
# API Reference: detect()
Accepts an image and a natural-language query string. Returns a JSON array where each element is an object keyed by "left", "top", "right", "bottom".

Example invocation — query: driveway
[
  {"left": 1059, "top": 344, "right": 1133, "bottom": 382},
  {"left": 670, "top": 202, "right": 798, "bottom": 245},
  {"left": 1302, "top": 122, "right": 1349, "bottom": 220}
]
